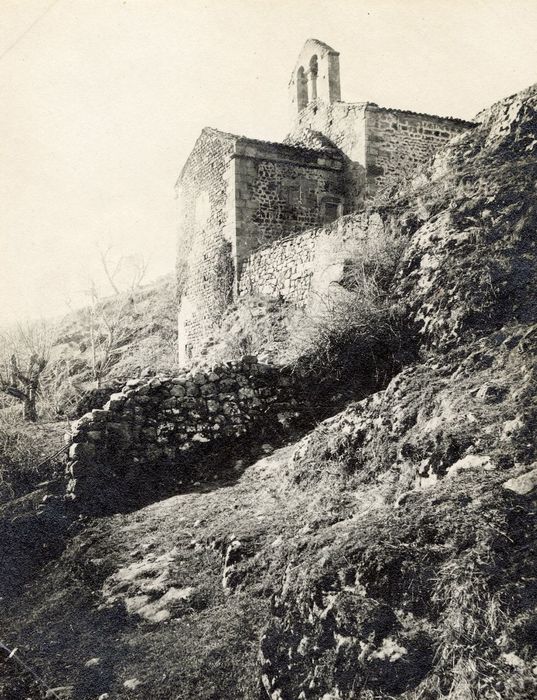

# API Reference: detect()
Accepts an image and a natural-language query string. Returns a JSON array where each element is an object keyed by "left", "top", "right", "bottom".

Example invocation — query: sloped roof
[
  {"left": 176, "top": 125, "right": 342, "bottom": 184},
  {"left": 202, "top": 126, "right": 339, "bottom": 155}
]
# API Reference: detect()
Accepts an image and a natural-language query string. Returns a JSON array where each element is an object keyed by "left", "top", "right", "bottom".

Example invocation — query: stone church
[{"left": 176, "top": 39, "right": 474, "bottom": 364}]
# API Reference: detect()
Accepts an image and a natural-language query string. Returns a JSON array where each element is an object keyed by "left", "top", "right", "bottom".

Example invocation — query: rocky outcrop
[
  {"left": 258, "top": 84, "right": 537, "bottom": 700},
  {"left": 393, "top": 84, "right": 537, "bottom": 350}
]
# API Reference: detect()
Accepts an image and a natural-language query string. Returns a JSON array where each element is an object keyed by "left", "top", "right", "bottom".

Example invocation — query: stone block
[
  {"left": 69, "top": 441, "right": 96, "bottom": 461},
  {"left": 72, "top": 413, "right": 94, "bottom": 431},
  {"left": 91, "top": 409, "right": 110, "bottom": 422},
  {"left": 186, "top": 382, "right": 200, "bottom": 397}
]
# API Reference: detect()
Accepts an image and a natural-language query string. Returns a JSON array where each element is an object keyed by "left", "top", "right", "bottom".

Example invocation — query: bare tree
[
  {"left": 97, "top": 244, "right": 122, "bottom": 296},
  {"left": 126, "top": 254, "right": 149, "bottom": 296},
  {"left": 0, "top": 323, "right": 51, "bottom": 422},
  {"left": 83, "top": 282, "right": 133, "bottom": 388},
  {"left": 97, "top": 244, "right": 150, "bottom": 299}
]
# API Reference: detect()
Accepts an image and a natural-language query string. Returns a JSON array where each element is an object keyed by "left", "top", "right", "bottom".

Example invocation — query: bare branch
[{"left": 98, "top": 244, "right": 121, "bottom": 296}]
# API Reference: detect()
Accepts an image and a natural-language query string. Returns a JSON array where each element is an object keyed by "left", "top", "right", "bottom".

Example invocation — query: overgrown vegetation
[
  {"left": 283, "top": 223, "right": 407, "bottom": 380},
  {"left": 198, "top": 222, "right": 409, "bottom": 404},
  {"left": 0, "top": 408, "right": 65, "bottom": 503},
  {"left": 2, "top": 84, "right": 537, "bottom": 700},
  {"left": 0, "top": 274, "right": 177, "bottom": 502}
]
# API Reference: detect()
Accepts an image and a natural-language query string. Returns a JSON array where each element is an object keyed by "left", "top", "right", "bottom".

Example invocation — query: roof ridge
[{"left": 364, "top": 103, "right": 476, "bottom": 126}]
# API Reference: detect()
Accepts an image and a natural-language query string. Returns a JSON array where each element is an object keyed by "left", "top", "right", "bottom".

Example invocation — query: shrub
[
  {"left": 0, "top": 408, "right": 65, "bottom": 503},
  {"left": 282, "top": 223, "right": 408, "bottom": 384}
]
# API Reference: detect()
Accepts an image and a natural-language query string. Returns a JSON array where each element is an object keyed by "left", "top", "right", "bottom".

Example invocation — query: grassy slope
[
  {"left": 2, "top": 85, "right": 537, "bottom": 700},
  {"left": 51, "top": 273, "right": 177, "bottom": 391}
]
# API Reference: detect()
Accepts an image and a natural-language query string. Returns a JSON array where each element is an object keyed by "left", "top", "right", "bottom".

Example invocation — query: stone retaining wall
[
  {"left": 238, "top": 212, "right": 385, "bottom": 305},
  {"left": 66, "top": 357, "right": 305, "bottom": 513}
]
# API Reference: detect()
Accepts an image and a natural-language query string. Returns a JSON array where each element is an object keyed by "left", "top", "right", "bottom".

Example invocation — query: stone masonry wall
[
  {"left": 365, "top": 107, "right": 474, "bottom": 197},
  {"left": 238, "top": 212, "right": 385, "bottom": 306},
  {"left": 287, "top": 100, "right": 474, "bottom": 205},
  {"left": 176, "top": 128, "right": 237, "bottom": 363},
  {"left": 233, "top": 139, "right": 344, "bottom": 276},
  {"left": 287, "top": 101, "right": 369, "bottom": 212},
  {"left": 66, "top": 356, "right": 304, "bottom": 513}
]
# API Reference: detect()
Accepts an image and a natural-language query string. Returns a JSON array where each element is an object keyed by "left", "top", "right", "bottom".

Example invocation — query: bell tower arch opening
[
  {"left": 309, "top": 54, "right": 318, "bottom": 100},
  {"left": 289, "top": 39, "right": 341, "bottom": 116},
  {"left": 297, "top": 66, "right": 308, "bottom": 111}
]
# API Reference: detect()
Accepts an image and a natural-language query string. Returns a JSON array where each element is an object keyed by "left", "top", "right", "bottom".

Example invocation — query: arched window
[
  {"left": 297, "top": 66, "right": 308, "bottom": 111},
  {"left": 309, "top": 55, "right": 318, "bottom": 101}
]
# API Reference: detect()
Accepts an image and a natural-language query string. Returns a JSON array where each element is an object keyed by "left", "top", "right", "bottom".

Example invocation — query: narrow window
[
  {"left": 309, "top": 55, "right": 318, "bottom": 101},
  {"left": 297, "top": 66, "right": 308, "bottom": 111}
]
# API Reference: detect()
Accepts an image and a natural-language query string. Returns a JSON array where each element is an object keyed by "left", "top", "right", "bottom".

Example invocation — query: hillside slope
[
  {"left": 0, "top": 275, "right": 177, "bottom": 504},
  {"left": 51, "top": 274, "right": 177, "bottom": 397},
  {"left": 2, "top": 85, "right": 537, "bottom": 700}
]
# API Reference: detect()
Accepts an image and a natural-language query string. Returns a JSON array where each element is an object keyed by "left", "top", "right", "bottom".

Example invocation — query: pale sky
[{"left": 1, "top": 0, "right": 536, "bottom": 323}]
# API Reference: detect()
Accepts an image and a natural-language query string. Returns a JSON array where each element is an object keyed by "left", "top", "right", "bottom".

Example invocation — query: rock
[
  {"left": 69, "top": 441, "right": 95, "bottom": 461},
  {"left": 105, "top": 392, "right": 126, "bottom": 410},
  {"left": 446, "top": 454, "right": 494, "bottom": 477},
  {"left": 91, "top": 409, "right": 110, "bottom": 421},
  {"left": 242, "top": 355, "right": 258, "bottom": 363},
  {"left": 476, "top": 384, "right": 506, "bottom": 404},
  {"left": 502, "top": 467, "right": 537, "bottom": 495},
  {"left": 45, "top": 687, "right": 74, "bottom": 699},
  {"left": 84, "top": 657, "right": 100, "bottom": 667},
  {"left": 222, "top": 540, "right": 245, "bottom": 593},
  {"left": 501, "top": 652, "right": 526, "bottom": 668},
  {"left": 502, "top": 416, "right": 524, "bottom": 439},
  {"left": 71, "top": 413, "right": 94, "bottom": 431}
]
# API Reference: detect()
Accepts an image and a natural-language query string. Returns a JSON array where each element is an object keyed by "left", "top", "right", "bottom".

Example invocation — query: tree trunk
[{"left": 23, "top": 395, "right": 37, "bottom": 422}]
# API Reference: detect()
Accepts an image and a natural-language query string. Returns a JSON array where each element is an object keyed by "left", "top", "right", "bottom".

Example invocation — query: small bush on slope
[
  {"left": 0, "top": 409, "right": 66, "bottom": 503},
  {"left": 282, "top": 222, "right": 407, "bottom": 381},
  {"left": 197, "top": 221, "right": 411, "bottom": 411}
]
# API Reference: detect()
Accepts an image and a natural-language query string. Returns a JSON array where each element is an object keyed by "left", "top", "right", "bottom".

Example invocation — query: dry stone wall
[
  {"left": 66, "top": 357, "right": 305, "bottom": 513},
  {"left": 238, "top": 212, "right": 385, "bottom": 305}
]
